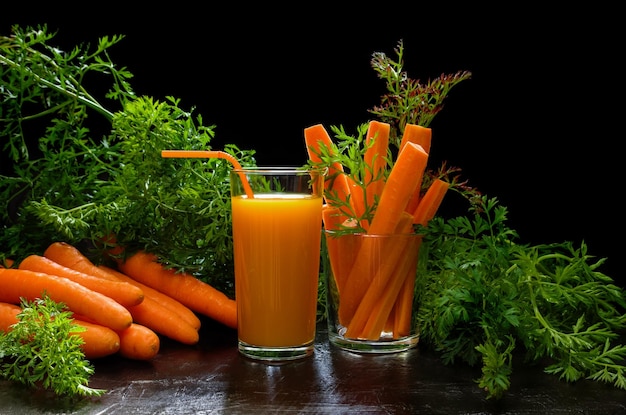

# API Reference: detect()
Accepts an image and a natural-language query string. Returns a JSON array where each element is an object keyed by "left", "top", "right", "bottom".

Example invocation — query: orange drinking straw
[{"left": 161, "top": 150, "right": 254, "bottom": 198}]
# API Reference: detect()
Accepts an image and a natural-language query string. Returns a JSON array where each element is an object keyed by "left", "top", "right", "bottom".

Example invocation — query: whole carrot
[
  {"left": 18, "top": 255, "right": 145, "bottom": 308},
  {"left": 44, "top": 241, "right": 202, "bottom": 330},
  {"left": 118, "top": 251, "right": 237, "bottom": 330},
  {"left": 44, "top": 241, "right": 125, "bottom": 282},
  {"left": 116, "top": 323, "right": 160, "bottom": 360},
  {"left": 98, "top": 265, "right": 201, "bottom": 330},
  {"left": 0, "top": 301, "right": 21, "bottom": 333},
  {"left": 1, "top": 301, "right": 121, "bottom": 359},
  {"left": 0, "top": 268, "right": 133, "bottom": 331},
  {"left": 72, "top": 319, "right": 121, "bottom": 359},
  {"left": 127, "top": 296, "right": 200, "bottom": 345}
]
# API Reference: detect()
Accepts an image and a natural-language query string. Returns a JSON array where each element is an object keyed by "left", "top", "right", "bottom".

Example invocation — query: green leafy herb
[
  {"left": 368, "top": 39, "right": 472, "bottom": 145},
  {"left": 416, "top": 196, "right": 626, "bottom": 399},
  {"left": 0, "top": 295, "right": 106, "bottom": 398},
  {"left": 0, "top": 25, "right": 256, "bottom": 296}
]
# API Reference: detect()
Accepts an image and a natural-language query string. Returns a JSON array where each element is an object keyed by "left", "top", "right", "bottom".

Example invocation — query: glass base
[
  {"left": 238, "top": 341, "right": 314, "bottom": 362},
  {"left": 328, "top": 330, "right": 419, "bottom": 354}
]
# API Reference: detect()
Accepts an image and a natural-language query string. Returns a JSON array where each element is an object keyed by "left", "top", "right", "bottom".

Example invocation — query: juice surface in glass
[{"left": 232, "top": 193, "right": 322, "bottom": 347}]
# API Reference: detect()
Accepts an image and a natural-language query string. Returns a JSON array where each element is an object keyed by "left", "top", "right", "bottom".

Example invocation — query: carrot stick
[
  {"left": 392, "top": 263, "right": 419, "bottom": 338},
  {"left": 383, "top": 305, "right": 396, "bottom": 336},
  {"left": 402, "top": 125, "right": 432, "bottom": 214},
  {"left": 346, "top": 176, "right": 366, "bottom": 226},
  {"left": 116, "top": 323, "right": 160, "bottom": 360},
  {"left": 368, "top": 142, "right": 428, "bottom": 234},
  {"left": 98, "top": 265, "right": 201, "bottom": 331},
  {"left": 0, "top": 268, "right": 133, "bottom": 331},
  {"left": 18, "top": 254, "right": 145, "bottom": 308},
  {"left": 117, "top": 251, "right": 237, "bottom": 329},
  {"left": 323, "top": 205, "right": 355, "bottom": 294},
  {"left": 392, "top": 179, "right": 449, "bottom": 336},
  {"left": 322, "top": 203, "right": 348, "bottom": 232},
  {"left": 368, "top": 233, "right": 421, "bottom": 340},
  {"left": 0, "top": 302, "right": 121, "bottom": 359},
  {"left": 342, "top": 214, "right": 415, "bottom": 338},
  {"left": 323, "top": 206, "right": 362, "bottom": 294},
  {"left": 338, "top": 143, "right": 428, "bottom": 325},
  {"left": 412, "top": 178, "right": 450, "bottom": 226},
  {"left": 351, "top": 235, "right": 420, "bottom": 340},
  {"left": 363, "top": 120, "right": 390, "bottom": 209},
  {"left": 399, "top": 123, "right": 432, "bottom": 154},
  {"left": 405, "top": 187, "right": 422, "bottom": 216},
  {"left": 161, "top": 149, "right": 254, "bottom": 198},
  {"left": 304, "top": 124, "right": 353, "bottom": 215}
]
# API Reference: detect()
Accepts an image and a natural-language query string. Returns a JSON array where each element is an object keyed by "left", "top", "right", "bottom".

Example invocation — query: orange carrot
[
  {"left": 357, "top": 235, "right": 421, "bottom": 340},
  {"left": 116, "top": 323, "right": 160, "bottom": 360},
  {"left": 117, "top": 251, "right": 237, "bottom": 330},
  {"left": 338, "top": 143, "right": 428, "bottom": 325},
  {"left": 391, "top": 178, "right": 449, "bottom": 336},
  {"left": 73, "top": 318, "right": 121, "bottom": 359},
  {"left": 346, "top": 176, "right": 367, "bottom": 225},
  {"left": 0, "top": 268, "right": 133, "bottom": 331},
  {"left": 44, "top": 242, "right": 202, "bottom": 331},
  {"left": 399, "top": 123, "right": 432, "bottom": 154},
  {"left": 18, "top": 254, "right": 145, "bottom": 308},
  {"left": 412, "top": 178, "right": 450, "bottom": 226},
  {"left": 363, "top": 120, "right": 390, "bottom": 209},
  {"left": 402, "top": 124, "right": 432, "bottom": 215},
  {"left": 322, "top": 206, "right": 362, "bottom": 295},
  {"left": 0, "top": 301, "right": 21, "bottom": 333},
  {"left": 405, "top": 187, "right": 422, "bottom": 217},
  {"left": 1, "top": 258, "right": 15, "bottom": 268},
  {"left": 322, "top": 204, "right": 348, "bottom": 231},
  {"left": 368, "top": 142, "right": 428, "bottom": 234},
  {"left": 98, "top": 265, "right": 202, "bottom": 331},
  {"left": 44, "top": 241, "right": 126, "bottom": 282},
  {"left": 0, "top": 302, "right": 121, "bottom": 359},
  {"left": 126, "top": 296, "right": 199, "bottom": 345},
  {"left": 342, "top": 214, "right": 416, "bottom": 338},
  {"left": 393, "top": 266, "right": 419, "bottom": 338},
  {"left": 304, "top": 124, "right": 353, "bottom": 215}
]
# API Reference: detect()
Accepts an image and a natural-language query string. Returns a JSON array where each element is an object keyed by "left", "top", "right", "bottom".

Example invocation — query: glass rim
[
  {"left": 324, "top": 229, "right": 422, "bottom": 238},
  {"left": 231, "top": 167, "right": 325, "bottom": 175}
]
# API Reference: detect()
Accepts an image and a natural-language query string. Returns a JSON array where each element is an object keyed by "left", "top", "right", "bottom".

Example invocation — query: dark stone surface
[{"left": 1, "top": 319, "right": 624, "bottom": 414}]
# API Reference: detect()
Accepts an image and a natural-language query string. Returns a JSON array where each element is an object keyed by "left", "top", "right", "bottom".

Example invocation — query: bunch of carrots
[
  {"left": 305, "top": 120, "right": 449, "bottom": 341},
  {"left": 0, "top": 242, "right": 237, "bottom": 360}
]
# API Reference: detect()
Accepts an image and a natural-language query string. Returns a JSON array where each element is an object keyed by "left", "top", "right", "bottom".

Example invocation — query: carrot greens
[
  {"left": 306, "top": 40, "right": 626, "bottom": 400},
  {"left": 0, "top": 295, "right": 105, "bottom": 398},
  {"left": 417, "top": 196, "right": 626, "bottom": 399},
  {"left": 0, "top": 25, "right": 256, "bottom": 297}
]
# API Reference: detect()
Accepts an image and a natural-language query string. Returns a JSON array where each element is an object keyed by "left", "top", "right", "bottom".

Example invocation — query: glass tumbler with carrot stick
[
  {"left": 230, "top": 167, "right": 324, "bottom": 361},
  {"left": 305, "top": 121, "right": 449, "bottom": 353}
]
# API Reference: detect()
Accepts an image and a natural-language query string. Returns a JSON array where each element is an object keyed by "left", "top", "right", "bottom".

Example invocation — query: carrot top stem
[{"left": 161, "top": 150, "right": 254, "bottom": 198}]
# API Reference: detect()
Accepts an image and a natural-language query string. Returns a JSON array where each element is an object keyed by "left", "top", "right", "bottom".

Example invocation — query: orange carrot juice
[{"left": 231, "top": 193, "right": 322, "bottom": 347}]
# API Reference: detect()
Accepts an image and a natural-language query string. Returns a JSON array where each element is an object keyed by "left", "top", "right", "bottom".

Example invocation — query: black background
[{"left": 2, "top": 5, "right": 623, "bottom": 285}]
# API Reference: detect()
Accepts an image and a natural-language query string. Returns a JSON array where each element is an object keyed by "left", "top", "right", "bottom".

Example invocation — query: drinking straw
[{"left": 161, "top": 150, "right": 254, "bottom": 198}]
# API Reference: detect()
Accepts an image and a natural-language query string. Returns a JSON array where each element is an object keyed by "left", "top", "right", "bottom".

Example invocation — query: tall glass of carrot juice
[{"left": 230, "top": 167, "right": 324, "bottom": 361}]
